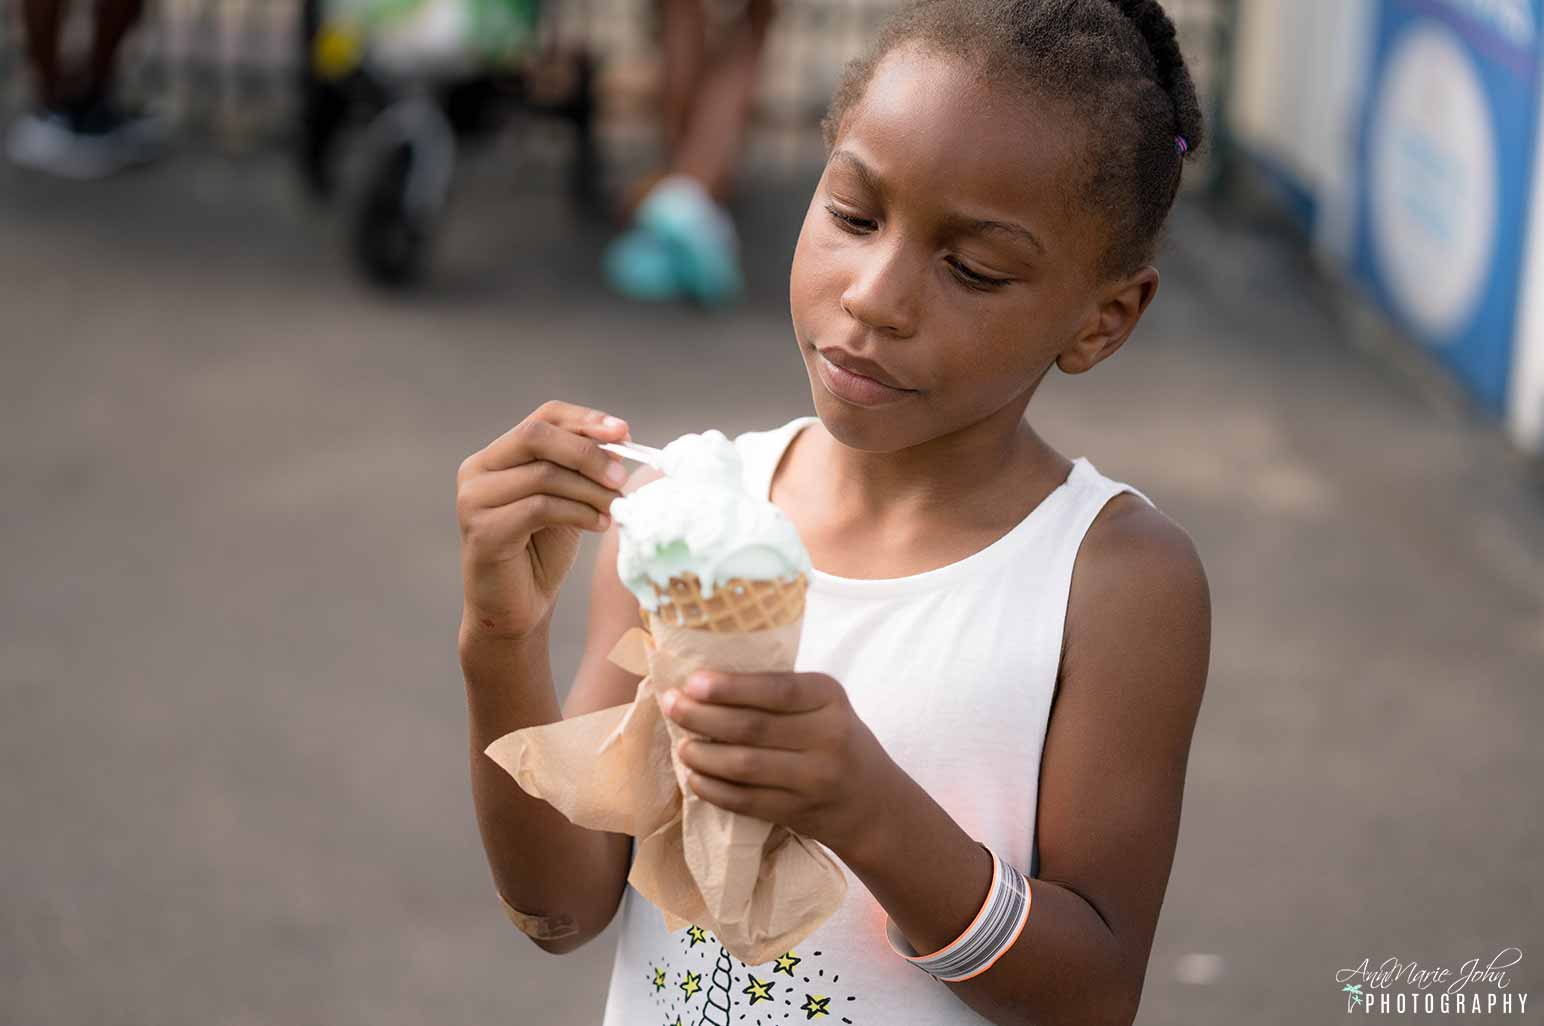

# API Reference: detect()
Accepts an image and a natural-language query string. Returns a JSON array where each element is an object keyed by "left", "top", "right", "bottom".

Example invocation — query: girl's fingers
[
  {"left": 460, "top": 459, "right": 621, "bottom": 522},
  {"left": 683, "top": 671, "right": 833, "bottom": 712},
  {"left": 509, "top": 419, "right": 627, "bottom": 489},
  {"left": 662, "top": 691, "right": 817, "bottom": 750},
  {"left": 532, "top": 399, "right": 630, "bottom": 440},
  {"left": 473, "top": 492, "right": 611, "bottom": 545},
  {"left": 473, "top": 402, "right": 630, "bottom": 487},
  {"left": 676, "top": 740, "right": 804, "bottom": 791},
  {"left": 684, "top": 770, "right": 804, "bottom": 823}
]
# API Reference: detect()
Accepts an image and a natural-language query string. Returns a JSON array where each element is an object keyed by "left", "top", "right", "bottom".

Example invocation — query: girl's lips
[{"left": 815, "top": 348, "right": 917, "bottom": 407}]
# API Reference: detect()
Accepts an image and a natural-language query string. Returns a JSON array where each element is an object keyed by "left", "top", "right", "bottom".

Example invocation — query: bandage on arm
[{"left": 499, "top": 890, "right": 581, "bottom": 942}]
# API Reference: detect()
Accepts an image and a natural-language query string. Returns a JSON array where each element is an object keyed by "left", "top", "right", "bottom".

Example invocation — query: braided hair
[{"left": 820, "top": 0, "right": 1205, "bottom": 281}]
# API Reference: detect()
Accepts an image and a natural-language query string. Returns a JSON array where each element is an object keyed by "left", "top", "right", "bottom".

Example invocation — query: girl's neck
[{"left": 791, "top": 404, "right": 1066, "bottom": 527}]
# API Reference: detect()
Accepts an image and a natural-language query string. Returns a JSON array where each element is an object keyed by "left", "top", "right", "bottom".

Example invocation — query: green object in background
[
  {"left": 316, "top": 0, "right": 541, "bottom": 76},
  {"left": 468, "top": 0, "right": 542, "bottom": 64}
]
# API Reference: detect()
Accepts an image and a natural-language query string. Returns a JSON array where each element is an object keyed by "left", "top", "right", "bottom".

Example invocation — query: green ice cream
[{"left": 609, "top": 429, "right": 811, "bottom": 612}]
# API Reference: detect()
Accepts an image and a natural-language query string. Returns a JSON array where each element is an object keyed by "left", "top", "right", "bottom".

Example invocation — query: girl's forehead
[{"left": 834, "top": 46, "right": 1085, "bottom": 235}]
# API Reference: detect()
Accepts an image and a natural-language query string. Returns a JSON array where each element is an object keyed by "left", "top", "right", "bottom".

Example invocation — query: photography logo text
[{"left": 1336, "top": 947, "right": 1528, "bottom": 1015}]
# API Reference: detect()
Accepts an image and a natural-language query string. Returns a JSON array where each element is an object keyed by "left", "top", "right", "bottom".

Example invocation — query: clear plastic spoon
[{"left": 599, "top": 439, "right": 666, "bottom": 471}]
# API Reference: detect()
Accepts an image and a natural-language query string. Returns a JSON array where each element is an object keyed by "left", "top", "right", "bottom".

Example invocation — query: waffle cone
[{"left": 645, "top": 571, "right": 807, "bottom": 633}]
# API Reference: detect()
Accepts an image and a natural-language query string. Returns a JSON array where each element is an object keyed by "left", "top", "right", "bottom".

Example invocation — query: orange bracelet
[{"left": 884, "top": 843, "right": 1032, "bottom": 982}]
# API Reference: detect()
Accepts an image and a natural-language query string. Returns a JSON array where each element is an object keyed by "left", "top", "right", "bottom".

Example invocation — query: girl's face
[{"left": 790, "top": 43, "right": 1147, "bottom": 451}]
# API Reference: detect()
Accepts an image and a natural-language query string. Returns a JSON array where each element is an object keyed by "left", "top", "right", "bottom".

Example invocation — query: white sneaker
[{"left": 6, "top": 104, "right": 169, "bottom": 180}]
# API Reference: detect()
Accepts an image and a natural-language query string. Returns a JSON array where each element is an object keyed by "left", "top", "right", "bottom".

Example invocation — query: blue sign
[{"left": 1352, "top": 0, "right": 1543, "bottom": 413}]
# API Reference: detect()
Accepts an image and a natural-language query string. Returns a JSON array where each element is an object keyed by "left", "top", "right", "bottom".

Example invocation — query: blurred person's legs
[
  {"left": 7, "top": 0, "right": 168, "bottom": 179},
  {"left": 660, "top": 0, "right": 708, "bottom": 161},
  {"left": 615, "top": 0, "right": 709, "bottom": 221},
  {"left": 669, "top": 0, "right": 775, "bottom": 206},
  {"left": 21, "top": 0, "right": 67, "bottom": 109},
  {"left": 606, "top": 0, "right": 778, "bottom": 306}
]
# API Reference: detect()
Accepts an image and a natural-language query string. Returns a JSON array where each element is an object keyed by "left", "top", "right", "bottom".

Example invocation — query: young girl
[{"left": 455, "top": 1, "right": 1211, "bottom": 1023}]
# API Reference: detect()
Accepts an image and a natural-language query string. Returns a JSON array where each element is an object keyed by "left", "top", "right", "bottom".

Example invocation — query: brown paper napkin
[{"left": 484, "top": 617, "right": 847, "bottom": 965}]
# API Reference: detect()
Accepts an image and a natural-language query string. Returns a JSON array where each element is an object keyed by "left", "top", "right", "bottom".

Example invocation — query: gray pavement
[{"left": 3, "top": 144, "right": 1542, "bottom": 1026}]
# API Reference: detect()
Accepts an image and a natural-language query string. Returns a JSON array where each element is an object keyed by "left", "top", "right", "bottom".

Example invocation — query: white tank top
[{"left": 600, "top": 414, "right": 1155, "bottom": 1026}]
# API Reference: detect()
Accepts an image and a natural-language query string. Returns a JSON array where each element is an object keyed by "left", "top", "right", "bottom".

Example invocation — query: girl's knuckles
[
  {"left": 455, "top": 490, "right": 478, "bottom": 523},
  {"left": 725, "top": 747, "right": 760, "bottom": 778},
  {"left": 532, "top": 460, "right": 559, "bottom": 486},
  {"left": 524, "top": 419, "right": 555, "bottom": 448},
  {"left": 734, "top": 714, "right": 768, "bottom": 745},
  {"left": 460, "top": 511, "right": 495, "bottom": 545}
]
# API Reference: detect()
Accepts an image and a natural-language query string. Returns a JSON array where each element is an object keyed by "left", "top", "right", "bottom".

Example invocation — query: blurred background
[{"left": 2, "top": 0, "right": 1540, "bottom": 1023}]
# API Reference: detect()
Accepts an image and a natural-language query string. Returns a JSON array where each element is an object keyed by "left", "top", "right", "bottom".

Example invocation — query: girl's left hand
[{"left": 660, "top": 669, "right": 898, "bottom": 858}]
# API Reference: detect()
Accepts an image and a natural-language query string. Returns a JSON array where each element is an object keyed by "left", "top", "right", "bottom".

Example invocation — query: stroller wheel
[
  {"left": 351, "top": 98, "right": 456, "bottom": 288},
  {"left": 354, "top": 140, "right": 430, "bottom": 287}
]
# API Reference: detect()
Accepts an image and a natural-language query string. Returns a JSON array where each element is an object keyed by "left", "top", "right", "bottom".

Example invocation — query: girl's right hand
[{"left": 456, "top": 401, "right": 631, "bottom": 641}]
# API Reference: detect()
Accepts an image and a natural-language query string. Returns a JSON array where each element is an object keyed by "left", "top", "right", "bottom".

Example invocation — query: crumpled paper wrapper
[{"left": 484, "top": 613, "right": 847, "bottom": 965}]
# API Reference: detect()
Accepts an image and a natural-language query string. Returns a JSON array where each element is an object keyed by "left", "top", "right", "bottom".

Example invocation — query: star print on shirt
[
  {"left": 773, "top": 951, "right": 801, "bottom": 976},
  {"left": 679, "top": 970, "right": 703, "bottom": 999},
  {"left": 800, "top": 993, "right": 831, "bottom": 1019},
  {"left": 741, "top": 975, "right": 774, "bottom": 1004},
  {"left": 686, "top": 924, "right": 708, "bottom": 946},
  {"left": 650, "top": 966, "right": 666, "bottom": 992}
]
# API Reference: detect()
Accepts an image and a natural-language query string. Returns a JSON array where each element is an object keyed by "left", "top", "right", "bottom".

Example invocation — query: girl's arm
[
  {"left": 842, "top": 495, "right": 1211, "bottom": 1026},
  {"left": 462, "top": 465, "right": 661, "bottom": 954}
]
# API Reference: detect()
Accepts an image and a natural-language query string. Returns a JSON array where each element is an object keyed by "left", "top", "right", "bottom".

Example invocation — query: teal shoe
[
  {"left": 634, "top": 174, "right": 745, "bottom": 308},
  {"left": 603, "top": 226, "right": 686, "bottom": 302}
]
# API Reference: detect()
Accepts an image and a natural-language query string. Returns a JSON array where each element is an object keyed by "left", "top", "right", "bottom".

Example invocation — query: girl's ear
[{"left": 1056, "top": 265, "right": 1161, "bottom": 375}]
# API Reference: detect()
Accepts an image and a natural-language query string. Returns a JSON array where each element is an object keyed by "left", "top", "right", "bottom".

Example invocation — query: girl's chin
[{"left": 808, "top": 387, "right": 918, "bottom": 445}]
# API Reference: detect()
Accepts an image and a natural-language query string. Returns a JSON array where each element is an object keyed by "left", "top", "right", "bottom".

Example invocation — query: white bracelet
[{"left": 884, "top": 843, "right": 1032, "bottom": 982}]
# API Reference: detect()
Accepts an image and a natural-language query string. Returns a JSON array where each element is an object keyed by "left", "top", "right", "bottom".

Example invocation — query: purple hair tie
[{"left": 1175, "top": 135, "right": 1189, "bottom": 155}]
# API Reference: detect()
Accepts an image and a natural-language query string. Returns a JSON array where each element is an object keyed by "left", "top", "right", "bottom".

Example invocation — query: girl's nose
[{"left": 840, "top": 242, "right": 920, "bottom": 338}]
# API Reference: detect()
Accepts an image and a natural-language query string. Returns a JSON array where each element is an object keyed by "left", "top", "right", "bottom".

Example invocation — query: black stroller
[{"left": 296, "top": 0, "right": 602, "bottom": 286}]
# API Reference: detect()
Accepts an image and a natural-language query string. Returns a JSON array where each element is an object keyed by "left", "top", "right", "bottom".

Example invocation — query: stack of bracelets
[{"left": 885, "top": 843, "right": 1033, "bottom": 982}]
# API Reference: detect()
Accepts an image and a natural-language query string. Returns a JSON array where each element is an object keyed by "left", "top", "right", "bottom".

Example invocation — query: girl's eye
[
  {"left": 824, "top": 203, "right": 1010, "bottom": 292},
  {"left": 824, "top": 203, "right": 874, "bottom": 233},
  {"left": 948, "top": 259, "right": 1010, "bottom": 292}
]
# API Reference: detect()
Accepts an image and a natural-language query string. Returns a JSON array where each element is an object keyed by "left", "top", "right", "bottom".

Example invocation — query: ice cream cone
[
  {"left": 493, "top": 427, "right": 845, "bottom": 962},
  {"left": 645, "top": 570, "right": 807, "bottom": 633},
  {"left": 641, "top": 569, "right": 812, "bottom": 934}
]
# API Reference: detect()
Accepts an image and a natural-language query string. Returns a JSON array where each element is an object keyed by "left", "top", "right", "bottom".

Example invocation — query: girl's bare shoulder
[
  {"left": 1063, "top": 493, "right": 1211, "bottom": 683},
  {"left": 1084, "top": 493, "right": 1204, "bottom": 583}
]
